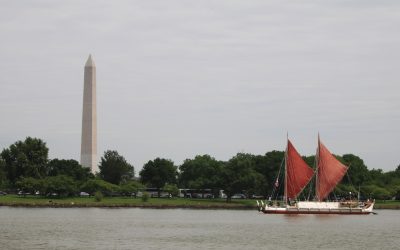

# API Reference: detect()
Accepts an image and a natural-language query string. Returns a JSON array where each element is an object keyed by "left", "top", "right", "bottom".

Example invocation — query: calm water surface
[{"left": 0, "top": 207, "right": 399, "bottom": 250}]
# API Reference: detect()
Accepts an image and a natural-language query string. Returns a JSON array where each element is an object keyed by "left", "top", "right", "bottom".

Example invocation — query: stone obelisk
[{"left": 80, "top": 54, "right": 97, "bottom": 173}]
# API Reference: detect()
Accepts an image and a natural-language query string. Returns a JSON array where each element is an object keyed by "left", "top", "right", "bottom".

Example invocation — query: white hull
[{"left": 257, "top": 201, "right": 374, "bottom": 215}]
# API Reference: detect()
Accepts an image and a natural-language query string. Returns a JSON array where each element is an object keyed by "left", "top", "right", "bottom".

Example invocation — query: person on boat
[{"left": 267, "top": 196, "right": 273, "bottom": 206}]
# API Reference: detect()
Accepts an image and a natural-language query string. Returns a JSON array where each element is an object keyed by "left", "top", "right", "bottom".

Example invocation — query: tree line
[{"left": 0, "top": 137, "right": 399, "bottom": 201}]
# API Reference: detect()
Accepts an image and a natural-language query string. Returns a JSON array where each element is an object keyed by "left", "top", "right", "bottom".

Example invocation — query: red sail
[
  {"left": 317, "top": 141, "right": 348, "bottom": 201},
  {"left": 286, "top": 140, "right": 314, "bottom": 199}
]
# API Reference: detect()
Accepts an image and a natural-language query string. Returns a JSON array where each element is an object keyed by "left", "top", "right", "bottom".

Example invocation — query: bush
[
  {"left": 94, "top": 191, "right": 103, "bottom": 202},
  {"left": 141, "top": 192, "right": 150, "bottom": 202}
]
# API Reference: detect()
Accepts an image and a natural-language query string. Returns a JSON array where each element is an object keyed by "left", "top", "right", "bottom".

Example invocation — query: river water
[{"left": 0, "top": 207, "right": 399, "bottom": 250}]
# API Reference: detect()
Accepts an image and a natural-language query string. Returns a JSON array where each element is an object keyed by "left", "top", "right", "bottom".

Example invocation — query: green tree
[
  {"left": 99, "top": 150, "right": 134, "bottom": 184},
  {"left": 179, "top": 155, "right": 223, "bottom": 197},
  {"left": 0, "top": 159, "right": 7, "bottom": 189},
  {"left": 80, "top": 179, "right": 119, "bottom": 195},
  {"left": 1, "top": 137, "right": 49, "bottom": 183},
  {"left": 220, "top": 153, "right": 264, "bottom": 202},
  {"left": 163, "top": 183, "right": 179, "bottom": 197},
  {"left": 119, "top": 180, "right": 144, "bottom": 197},
  {"left": 48, "top": 159, "right": 92, "bottom": 182},
  {"left": 140, "top": 158, "right": 177, "bottom": 197},
  {"left": 334, "top": 183, "right": 357, "bottom": 198},
  {"left": 368, "top": 168, "right": 384, "bottom": 186},
  {"left": 252, "top": 151, "right": 285, "bottom": 198},
  {"left": 340, "top": 154, "right": 370, "bottom": 186},
  {"left": 43, "top": 175, "right": 77, "bottom": 197},
  {"left": 16, "top": 177, "right": 41, "bottom": 195},
  {"left": 361, "top": 184, "right": 391, "bottom": 200},
  {"left": 376, "top": 167, "right": 400, "bottom": 199}
]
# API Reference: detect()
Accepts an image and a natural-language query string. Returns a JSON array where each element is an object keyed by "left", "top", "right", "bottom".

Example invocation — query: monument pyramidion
[{"left": 80, "top": 55, "right": 97, "bottom": 173}]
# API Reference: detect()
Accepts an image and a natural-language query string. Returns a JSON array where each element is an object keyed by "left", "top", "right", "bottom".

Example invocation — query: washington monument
[{"left": 80, "top": 55, "right": 97, "bottom": 173}]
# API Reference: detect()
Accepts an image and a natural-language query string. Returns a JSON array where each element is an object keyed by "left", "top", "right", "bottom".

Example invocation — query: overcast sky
[{"left": 0, "top": 0, "right": 399, "bottom": 172}]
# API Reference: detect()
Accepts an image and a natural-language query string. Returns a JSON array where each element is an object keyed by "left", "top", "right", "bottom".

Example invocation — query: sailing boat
[{"left": 257, "top": 136, "right": 375, "bottom": 215}]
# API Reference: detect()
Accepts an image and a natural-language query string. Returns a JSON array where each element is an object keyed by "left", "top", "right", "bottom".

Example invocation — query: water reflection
[
  {"left": 313, "top": 214, "right": 344, "bottom": 221},
  {"left": 282, "top": 214, "right": 309, "bottom": 221}
]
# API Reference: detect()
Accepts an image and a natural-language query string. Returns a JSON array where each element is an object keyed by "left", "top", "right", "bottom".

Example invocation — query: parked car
[
  {"left": 18, "top": 191, "right": 31, "bottom": 196},
  {"left": 150, "top": 192, "right": 159, "bottom": 198},
  {"left": 0, "top": 191, "right": 7, "bottom": 196},
  {"left": 79, "top": 192, "right": 90, "bottom": 197},
  {"left": 203, "top": 194, "right": 214, "bottom": 199},
  {"left": 160, "top": 193, "right": 172, "bottom": 198},
  {"left": 232, "top": 194, "right": 246, "bottom": 199}
]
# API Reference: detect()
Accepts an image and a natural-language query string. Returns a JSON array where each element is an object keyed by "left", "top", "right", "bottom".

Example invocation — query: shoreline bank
[
  {"left": 0, "top": 203, "right": 255, "bottom": 209},
  {"left": 0, "top": 195, "right": 256, "bottom": 209}
]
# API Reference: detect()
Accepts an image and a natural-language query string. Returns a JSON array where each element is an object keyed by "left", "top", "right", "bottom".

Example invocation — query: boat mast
[
  {"left": 284, "top": 134, "right": 288, "bottom": 206},
  {"left": 315, "top": 133, "right": 320, "bottom": 201}
]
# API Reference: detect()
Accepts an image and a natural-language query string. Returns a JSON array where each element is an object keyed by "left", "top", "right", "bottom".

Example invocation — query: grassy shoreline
[
  {"left": 0, "top": 195, "right": 399, "bottom": 209},
  {"left": 0, "top": 195, "right": 255, "bottom": 209}
]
